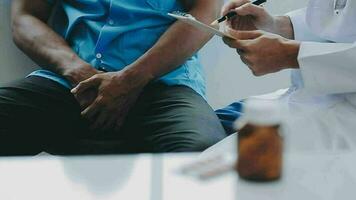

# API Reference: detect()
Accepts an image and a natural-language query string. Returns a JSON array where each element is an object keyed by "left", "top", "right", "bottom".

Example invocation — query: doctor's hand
[
  {"left": 223, "top": 29, "right": 300, "bottom": 76},
  {"left": 222, "top": 0, "right": 294, "bottom": 39},
  {"left": 222, "top": 0, "right": 273, "bottom": 31},
  {"left": 71, "top": 70, "right": 148, "bottom": 132}
]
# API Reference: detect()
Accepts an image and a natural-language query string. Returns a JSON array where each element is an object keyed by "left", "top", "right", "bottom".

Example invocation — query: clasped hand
[{"left": 71, "top": 71, "right": 144, "bottom": 132}]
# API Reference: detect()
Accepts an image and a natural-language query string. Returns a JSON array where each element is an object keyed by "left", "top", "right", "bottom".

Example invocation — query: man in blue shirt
[{"left": 0, "top": 0, "right": 226, "bottom": 155}]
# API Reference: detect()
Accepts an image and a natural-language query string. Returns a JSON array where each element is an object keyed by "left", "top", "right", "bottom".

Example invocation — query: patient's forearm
[
  {"left": 123, "top": 0, "right": 222, "bottom": 82},
  {"left": 11, "top": 0, "right": 94, "bottom": 85},
  {"left": 12, "top": 15, "right": 84, "bottom": 74}
]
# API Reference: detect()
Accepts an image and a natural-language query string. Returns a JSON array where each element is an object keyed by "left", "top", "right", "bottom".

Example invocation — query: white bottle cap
[{"left": 235, "top": 98, "right": 282, "bottom": 130}]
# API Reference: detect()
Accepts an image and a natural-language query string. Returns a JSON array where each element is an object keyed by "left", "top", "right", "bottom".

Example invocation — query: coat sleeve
[
  {"left": 286, "top": 8, "right": 326, "bottom": 42},
  {"left": 297, "top": 42, "right": 356, "bottom": 95},
  {"left": 287, "top": 8, "right": 356, "bottom": 95}
]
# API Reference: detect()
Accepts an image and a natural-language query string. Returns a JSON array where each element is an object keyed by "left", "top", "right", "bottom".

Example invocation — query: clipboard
[{"left": 168, "top": 12, "right": 234, "bottom": 39}]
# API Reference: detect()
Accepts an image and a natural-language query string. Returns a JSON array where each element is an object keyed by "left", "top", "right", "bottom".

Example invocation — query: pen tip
[{"left": 210, "top": 20, "right": 218, "bottom": 26}]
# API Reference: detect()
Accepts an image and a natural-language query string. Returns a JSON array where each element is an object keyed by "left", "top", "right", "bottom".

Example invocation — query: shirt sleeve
[
  {"left": 286, "top": 8, "right": 326, "bottom": 42},
  {"left": 297, "top": 42, "right": 356, "bottom": 95}
]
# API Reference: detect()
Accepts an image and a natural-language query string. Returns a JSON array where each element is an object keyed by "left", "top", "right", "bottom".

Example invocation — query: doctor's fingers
[
  {"left": 227, "top": 28, "right": 263, "bottom": 40},
  {"left": 221, "top": 0, "right": 251, "bottom": 16},
  {"left": 239, "top": 54, "right": 265, "bottom": 76},
  {"left": 223, "top": 37, "right": 250, "bottom": 51},
  {"left": 235, "top": 2, "right": 266, "bottom": 18},
  {"left": 236, "top": 48, "right": 245, "bottom": 55},
  {"left": 240, "top": 55, "right": 253, "bottom": 67}
]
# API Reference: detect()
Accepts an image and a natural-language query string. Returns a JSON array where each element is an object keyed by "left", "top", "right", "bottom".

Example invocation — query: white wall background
[
  {"left": 0, "top": 0, "right": 308, "bottom": 109},
  {"left": 0, "top": 0, "right": 38, "bottom": 84}
]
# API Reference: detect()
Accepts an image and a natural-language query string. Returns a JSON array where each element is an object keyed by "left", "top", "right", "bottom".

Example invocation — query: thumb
[
  {"left": 223, "top": 37, "right": 249, "bottom": 51},
  {"left": 71, "top": 75, "right": 101, "bottom": 94},
  {"left": 227, "top": 28, "right": 263, "bottom": 40}
]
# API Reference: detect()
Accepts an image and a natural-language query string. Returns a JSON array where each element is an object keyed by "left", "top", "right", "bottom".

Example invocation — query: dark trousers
[{"left": 0, "top": 76, "right": 226, "bottom": 155}]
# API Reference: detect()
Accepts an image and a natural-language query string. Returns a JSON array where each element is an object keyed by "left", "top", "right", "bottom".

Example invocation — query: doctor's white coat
[{"left": 254, "top": 0, "right": 356, "bottom": 152}]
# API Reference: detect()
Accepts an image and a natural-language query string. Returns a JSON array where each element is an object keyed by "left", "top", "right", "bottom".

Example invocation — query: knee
[{"left": 173, "top": 130, "right": 226, "bottom": 152}]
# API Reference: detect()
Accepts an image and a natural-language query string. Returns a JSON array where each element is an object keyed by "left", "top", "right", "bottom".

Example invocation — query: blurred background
[{"left": 0, "top": 0, "right": 308, "bottom": 109}]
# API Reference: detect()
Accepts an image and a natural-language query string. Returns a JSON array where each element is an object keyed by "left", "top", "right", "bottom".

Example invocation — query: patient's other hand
[
  {"left": 71, "top": 70, "right": 148, "bottom": 132},
  {"left": 62, "top": 61, "right": 102, "bottom": 109}
]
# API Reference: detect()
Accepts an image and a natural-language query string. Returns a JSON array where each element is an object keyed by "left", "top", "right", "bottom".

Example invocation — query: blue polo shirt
[{"left": 29, "top": 0, "right": 206, "bottom": 97}]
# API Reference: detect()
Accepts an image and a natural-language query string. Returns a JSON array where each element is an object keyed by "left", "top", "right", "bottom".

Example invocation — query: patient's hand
[
  {"left": 71, "top": 69, "right": 149, "bottom": 132},
  {"left": 62, "top": 61, "right": 101, "bottom": 87},
  {"left": 223, "top": 28, "right": 300, "bottom": 76},
  {"left": 62, "top": 61, "right": 102, "bottom": 109}
]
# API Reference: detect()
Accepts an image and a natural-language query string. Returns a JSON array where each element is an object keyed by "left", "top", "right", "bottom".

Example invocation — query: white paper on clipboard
[{"left": 168, "top": 13, "right": 234, "bottom": 39}]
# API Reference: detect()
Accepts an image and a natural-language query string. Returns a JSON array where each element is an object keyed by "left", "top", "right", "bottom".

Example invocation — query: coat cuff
[{"left": 298, "top": 42, "right": 356, "bottom": 95}]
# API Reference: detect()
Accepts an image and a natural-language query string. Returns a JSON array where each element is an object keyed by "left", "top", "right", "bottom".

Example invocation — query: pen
[{"left": 211, "top": 0, "right": 267, "bottom": 26}]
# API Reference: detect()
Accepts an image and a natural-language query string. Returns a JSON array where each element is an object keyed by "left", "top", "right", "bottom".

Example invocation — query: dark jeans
[{"left": 0, "top": 76, "right": 226, "bottom": 155}]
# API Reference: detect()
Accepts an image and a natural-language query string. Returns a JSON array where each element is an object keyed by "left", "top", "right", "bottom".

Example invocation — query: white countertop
[{"left": 1, "top": 134, "right": 356, "bottom": 200}]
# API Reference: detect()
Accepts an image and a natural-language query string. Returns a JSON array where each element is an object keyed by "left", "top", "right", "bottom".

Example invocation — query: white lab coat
[{"left": 252, "top": 0, "right": 356, "bottom": 152}]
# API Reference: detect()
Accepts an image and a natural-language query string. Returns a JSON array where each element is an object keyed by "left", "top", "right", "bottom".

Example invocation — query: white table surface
[
  {"left": 1, "top": 136, "right": 356, "bottom": 200},
  {"left": 162, "top": 153, "right": 356, "bottom": 200},
  {"left": 0, "top": 155, "right": 153, "bottom": 200}
]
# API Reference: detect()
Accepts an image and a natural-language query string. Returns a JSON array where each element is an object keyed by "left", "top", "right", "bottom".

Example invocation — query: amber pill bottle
[{"left": 235, "top": 99, "right": 283, "bottom": 182}]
